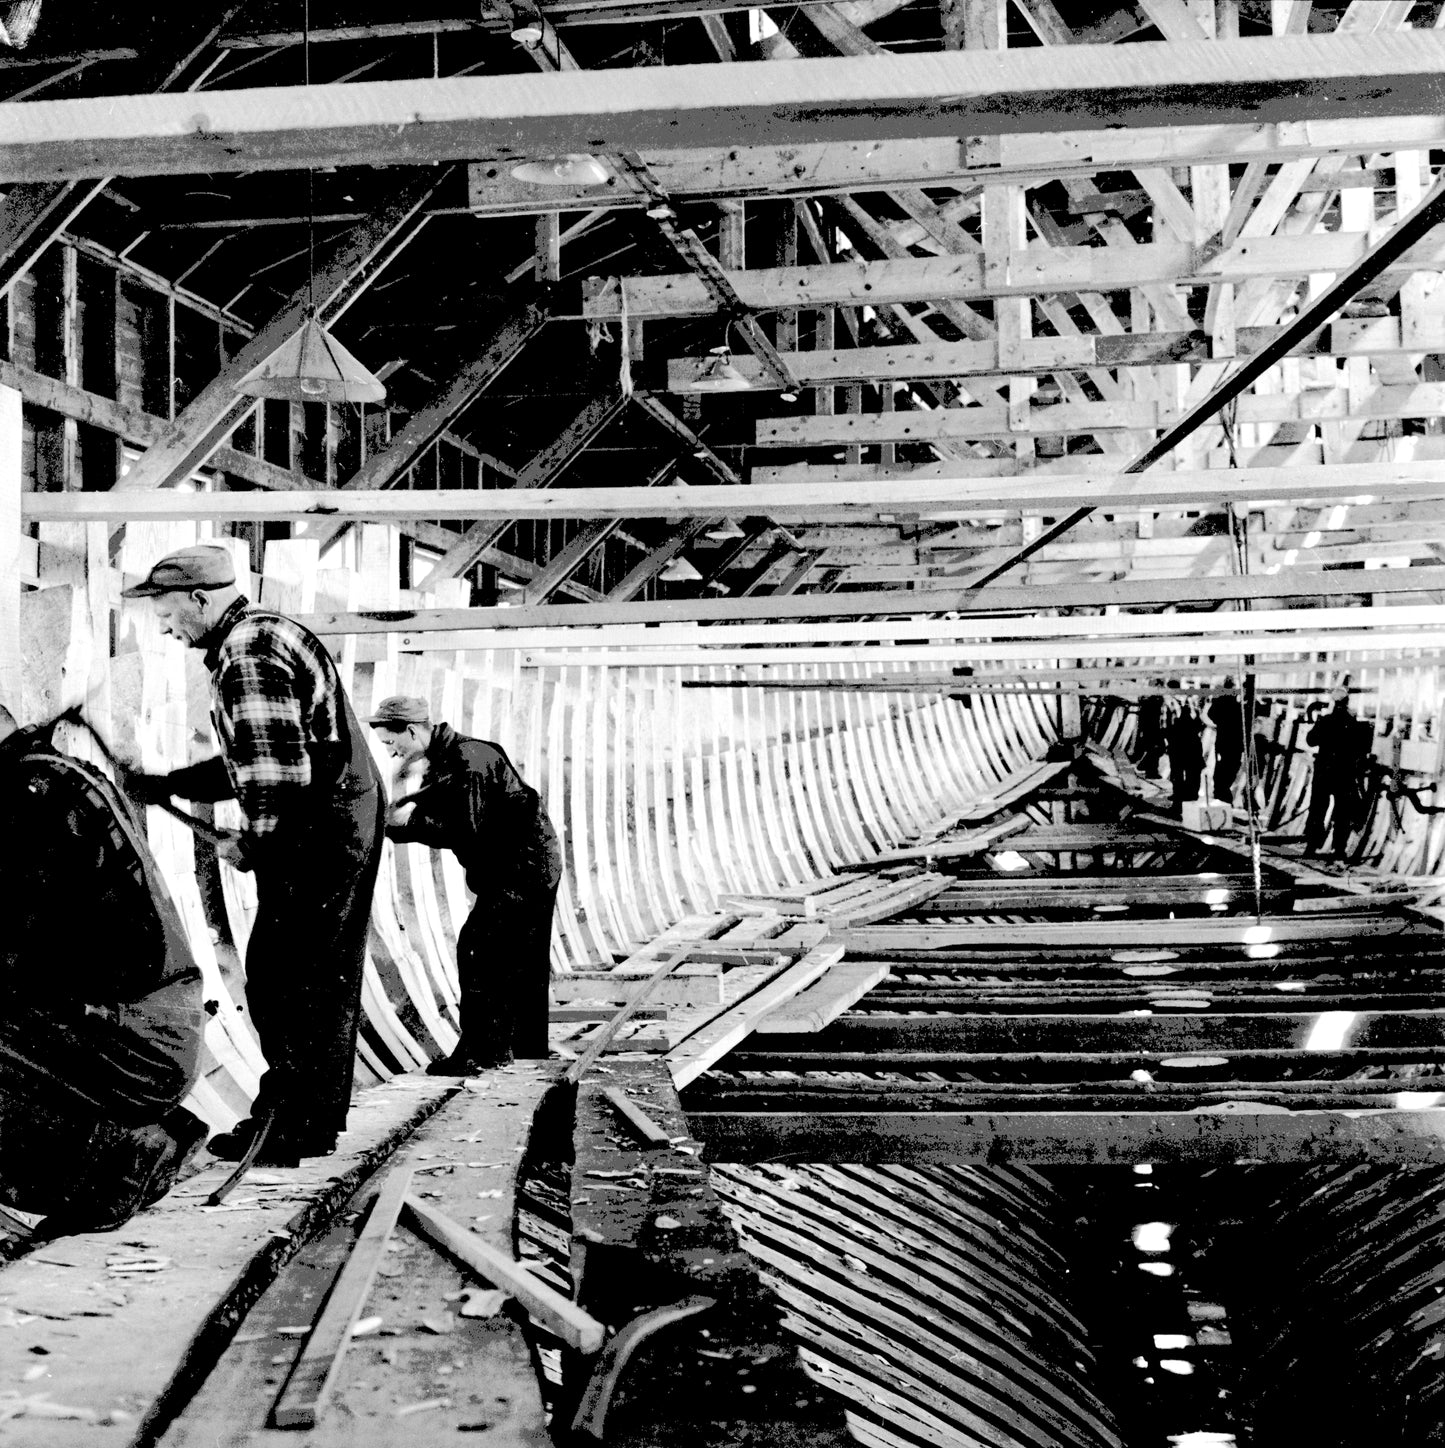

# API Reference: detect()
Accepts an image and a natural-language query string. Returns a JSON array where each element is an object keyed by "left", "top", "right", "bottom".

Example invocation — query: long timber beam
[
  {"left": 583, "top": 228, "right": 1445, "bottom": 320},
  {"left": 28, "top": 461, "right": 1445, "bottom": 524},
  {"left": 756, "top": 384, "right": 1445, "bottom": 446},
  {"left": 465, "top": 117, "right": 1445, "bottom": 214},
  {"left": 149, "top": 603, "right": 1443, "bottom": 652},
  {"left": 668, "top": 321, "right": 1445, "bottom": 391},
  {"left": 289, "top": 568, "right": 1445, "bottom": 632},
  {"left": 686, "top": 1108, "right": 1445, "bottom": 1166},
  {"left": 4, "top": 37, "right": 1445, "bottom": 181}
]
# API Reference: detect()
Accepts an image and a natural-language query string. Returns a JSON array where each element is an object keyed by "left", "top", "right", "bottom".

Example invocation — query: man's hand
[
  {"left": 120, "top": 767, "right": 173, "bottom": 806},
  {"left": 213, "top": 829, "right": 251, "bottom": 872}
]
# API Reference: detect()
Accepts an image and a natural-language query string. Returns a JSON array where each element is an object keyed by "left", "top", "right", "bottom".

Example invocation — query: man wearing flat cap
[
  {"left": 370, "top": 697, "right": 562, "bottom": 1073},
  {"left": 123, "top": 545, "right": 384, "bottom": 1166}
]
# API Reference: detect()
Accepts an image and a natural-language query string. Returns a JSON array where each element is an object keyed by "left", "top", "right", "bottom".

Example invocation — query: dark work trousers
[
  {"left": 243, "top": 693, "right": 383, "bottom": 1144},
  {"left": 1304, "top": 772, "right": 1360, "bottom": 855},
  {"left": 1212, "top": 750, "right": 1243, "bottom": 805},
  {"left": 456, "top": 878, "right": 560, "bottom": 1064}
]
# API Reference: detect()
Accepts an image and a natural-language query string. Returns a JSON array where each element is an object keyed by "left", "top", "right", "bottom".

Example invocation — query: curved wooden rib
[{"left": 712, "top": 1162, "right": 1122, "bottom": 1448}]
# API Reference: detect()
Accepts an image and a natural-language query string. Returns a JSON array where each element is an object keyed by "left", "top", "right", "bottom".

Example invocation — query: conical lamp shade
[
  {"left": 237, "top": 316, "right": 387, "bottom": 404},
  {"left": 659, "top": 557, "right": 702, "bottom": 582}
]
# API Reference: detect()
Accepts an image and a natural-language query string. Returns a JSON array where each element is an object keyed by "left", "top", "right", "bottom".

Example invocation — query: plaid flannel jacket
[{"left": 203, "top": 598, "right": 344, "bottom": 838}]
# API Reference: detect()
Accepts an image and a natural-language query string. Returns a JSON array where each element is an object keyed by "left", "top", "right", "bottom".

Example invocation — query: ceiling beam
[
  {"left": 583, "top": 227, "right": 1445, "bottom": 320},
  {"left": 667, "top": 319, "right": 1437, "bottom": 391},
  {"left": 33, "top": 460, "right": 1445, "bottom": 524},
  {"left": 0, "top": 7, "right": 246, "bottom": 297},
  {"left": 5, "top": 36, "right": 1445, "bottom": 181},
  {"left": 755, "top": 382, "right": 1445, "bottom": 445},
  {"left": 263, "top": 561, "right": 1445, "bottom": 633},
  {"left": 465, "top": 117, "right": 1445, "bottom": 214}
]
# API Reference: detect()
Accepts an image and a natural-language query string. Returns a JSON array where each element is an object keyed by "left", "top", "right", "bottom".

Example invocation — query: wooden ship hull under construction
[{"left": 2, "top": 2, "right": 1445, "bottom": 1443}]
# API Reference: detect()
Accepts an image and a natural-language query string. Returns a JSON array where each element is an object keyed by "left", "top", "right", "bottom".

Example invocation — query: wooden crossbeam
[
  {"left": 840, "top": 915, "right": 1410, "bottom": 950},
  {"left": 6, "top": 36, "right": 1445, "bottom": 181},
  {"left": 274, "top": 566, "right": 1445, "bottom": 635},
  {"left": 686, "top": 1107, "right": 1445, "bottom": 1165},
  {"left": 667, "top": 321, "right": 1445, "bottom": 391},
  {"left": 0, "top": 10, "right": 242, "bottom": 297},
  {"left": 584, "top": 228, "right": 1445, "bottom": 320},
  {"left": 468, "top": 117, "right": 1445, "bottom": 214},
  {"left": 27, "top": 465, "right": 1445, "bottom": 526},
  {"left": 755, "top": 383, "right": 1445, "bottom": 446}
]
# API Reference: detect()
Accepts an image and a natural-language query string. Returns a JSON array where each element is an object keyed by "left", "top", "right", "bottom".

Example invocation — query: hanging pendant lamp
[
  {"left": 238, "top": 314, "right": 386, "bottom": 403},
  {"left": 237, "top": 0, "right": 386, "bottom": 406}
]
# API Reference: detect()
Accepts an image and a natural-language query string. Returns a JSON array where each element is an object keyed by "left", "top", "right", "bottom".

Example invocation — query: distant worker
[
  {"left": 1303, "top": 687, "right": 1372, "bottom": 858},
  {"left": 1165, "top": 690, "right": 1206, "bottom": 813},
  {"left": 123, "top": 546, "right": 384, "bottom": 1168},
  {"left": 0, "top": 705, "right": 207, "bottom": 1232},
  {"left": 1134, "top": 679, "right": 1167, "bottom": 779},
  {"left": 1206, "top": 676, "right": 1245, "bottom": 806},
  {"left": 369, "top": 698, "right": 562, "bottom": 1073}
]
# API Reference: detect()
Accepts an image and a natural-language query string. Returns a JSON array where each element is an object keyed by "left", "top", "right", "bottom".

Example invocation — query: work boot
[{"left": 204, "top": 1113, "right": 271, "bottom": 1162}]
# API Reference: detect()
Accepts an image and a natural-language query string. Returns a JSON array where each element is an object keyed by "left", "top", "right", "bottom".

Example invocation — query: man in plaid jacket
[{"left": 125, "top": 545, "right": 384, "bottom": 1168}]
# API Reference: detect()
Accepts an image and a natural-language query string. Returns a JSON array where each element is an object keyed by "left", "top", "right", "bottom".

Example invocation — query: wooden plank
[
  {"left": 667, "top": 320, "right": 1445, "bottom": 389},
  {"left": 401, "top": 1196, "right": 606, "bottom": 1354},
  {"left": 288, "top": 564, "right": 1445, "bottom": 636},
  {"left": 29, "top": 467, "right": 1445, "bottom": 525},
  {"left": 854, "top": 816, "right": 1034, "bottom": 868},
  {"left": 592, "top": 225, "right": 1445, "bottom": 319},
  {"left": 750, "top": 1010, "right": 1445, "bottom": 1055},
  {"left": 841, "top": 914, "right": 1410, "bottom": 951},
  {"left": 160, "top": 1066, "right": 557, "bottom": 1446},
  {"left": 7, "top": 37, "right": 1445, "bottom": 182},
  {"left": 687, "top": 1107, "right": 1445, "bottom": 1166},
  {"left": 602, "top": 1084, "right": 672, "bottom": 1147},
  {"left": 667, "top": 941, "right": 847, "bottom": 1088},
  {"left": 823, "top": 872, "right": 953, "bottom": 927},
  {"left": 0, "top": 384, "right": 19, "bottom": 706},
  {"left": 754, "top": 961, "right": 891, "bottom": 1034},
  {"left": 551, "top": 970, "right": 722, "bottom": 1005},
  {"left": 0, "top": 1076, "right": 455, "bottom": 1448},
  {"left": 36, "top": 466, "right": 1445, "bottom": 529},
  {"left": 272, "top": 1166, "right": 414, "bottom": 1428}
]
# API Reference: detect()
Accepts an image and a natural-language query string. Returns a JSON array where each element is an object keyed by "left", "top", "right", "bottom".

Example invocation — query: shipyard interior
[{"left": 1, "top": 2, "right": 1444, "bottom": 1446}]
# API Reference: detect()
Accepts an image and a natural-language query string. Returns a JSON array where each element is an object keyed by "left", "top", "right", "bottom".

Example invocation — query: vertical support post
[
  {"left": 535, "top": 212, "right": 561, "bottom": 284},
  {"left": 0, "top": 383, "right": 20, "bottom": 708}
]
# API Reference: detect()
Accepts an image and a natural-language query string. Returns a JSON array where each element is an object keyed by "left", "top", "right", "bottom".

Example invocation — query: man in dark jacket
[
  {"left": 1206, "top": 677, "right": 1245, "bottom": 805},
  {"left": 1304, "top": 687, "right": 1372, "bottom": 857},
  {"left": 124, "top": 546, "right": 384, "bottom": 1167},
  {"left": 369, "top": 697, "right": 562, "bottom": 1073},
  {"left": 0, "top": 705, "right": 208, "bottom": 1232},
  {"left": 1165, "top": 691, "right": 1206, "bottom": 813}
]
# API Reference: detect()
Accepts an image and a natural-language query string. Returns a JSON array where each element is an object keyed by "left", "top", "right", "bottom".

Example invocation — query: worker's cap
[
  {"left": 369, "top": 695, "right": 431, "bottom": 728},
  {"left": 121, "top": 545, "right": 236, "bottom": 598}
]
